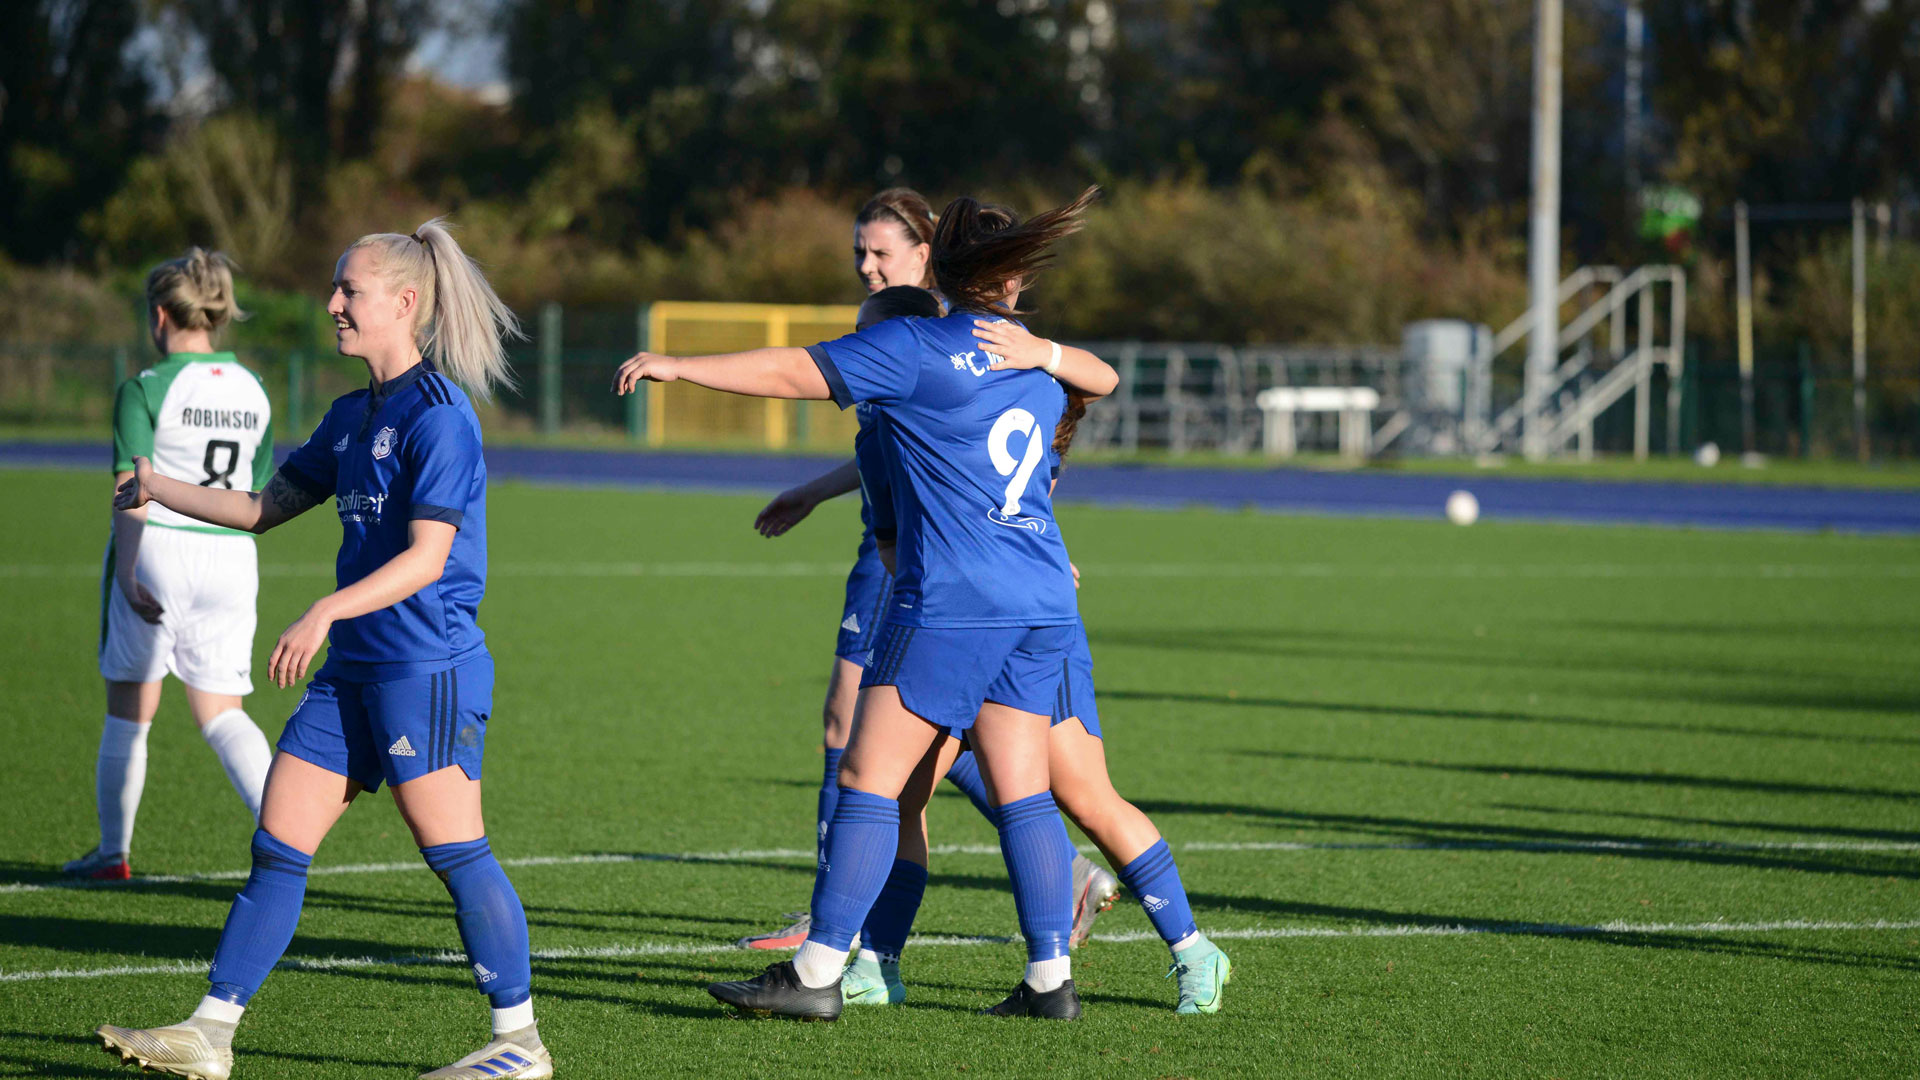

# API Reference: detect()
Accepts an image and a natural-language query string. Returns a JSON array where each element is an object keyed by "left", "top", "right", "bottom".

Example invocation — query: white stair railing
[{"left": 1477, "top": 265, "right": 1686, "bottom": 459}]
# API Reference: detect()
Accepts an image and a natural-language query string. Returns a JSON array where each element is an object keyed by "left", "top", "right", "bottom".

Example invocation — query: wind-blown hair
[
  {"left": 146, "top": 248, "right": 246, "bottom": 334},
  {"left": 931, "top": 186, "right": 1100, "bottom": 314},
  {"left": 347, "top": 218, "right": 522, "bottom": 400}
]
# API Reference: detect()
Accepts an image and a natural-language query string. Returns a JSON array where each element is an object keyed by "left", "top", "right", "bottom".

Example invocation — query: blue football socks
[
  {"left": 943, "top": 750, "right": 997, "bottom": 823},
  {"left": 816, "top": 747, "right": 846, "bottom": 863},
  {"left": 858, "top": 857, "right": 930, "bottom": 962},
  {"left": 421, "top": 837, "right": 532, "bottom": 1008},
  {"left": 806, "top": 788, "right": 900, "bottom": 952},
  {"left": 207, "top": 829, "right": 311, "bottom": 1005},
  {"left": 1117, "top": 839, "right": 1200, "bottom": 949},
  {"left": 995, "top": 792, "right": 1075, "bottom": 962}
]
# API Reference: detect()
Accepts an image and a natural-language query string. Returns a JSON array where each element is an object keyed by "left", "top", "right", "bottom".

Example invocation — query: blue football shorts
[
  {"left": 863, "top": 621, "right": 1075, "bottom": 730},
  {"left": 835, "top": 539, "right": 894, "bottom": 663},
  {"left": 1051, "top": 621, "right": 1101, "bottom": 739},
  {"left": 278, "top": 652, "right": 493, "bottom": 792}
]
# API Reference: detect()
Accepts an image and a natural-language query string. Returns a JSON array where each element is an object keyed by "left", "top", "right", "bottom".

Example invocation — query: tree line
[{"left": 3, "top": 0, "right": 1917, "bottom": 357}]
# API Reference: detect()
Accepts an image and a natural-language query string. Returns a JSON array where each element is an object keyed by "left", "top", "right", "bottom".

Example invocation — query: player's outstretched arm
[
  {"left": 267, "top": 519, "right": 456, "bottom": 688},
  {"left": 755, "top": 459, "right": 861, "bottom": 537},
  {"left": 113, "top": 456, "right": 322, "bottom": 534},
  {"left": 974, "top": 320, "right": 1119, "bottom": 399},
  {"left": 612, "top": 348, "right": 831, "bottom": 401}
]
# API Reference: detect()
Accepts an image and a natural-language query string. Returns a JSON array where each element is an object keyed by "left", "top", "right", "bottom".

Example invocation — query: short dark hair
[{"left": 856, "top": 285, "right": 942, "bottom": 330}]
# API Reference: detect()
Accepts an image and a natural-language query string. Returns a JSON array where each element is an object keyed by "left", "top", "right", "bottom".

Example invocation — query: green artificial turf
[{"left": 2, "top": 468, "right": 1916, "bottom": 1078}]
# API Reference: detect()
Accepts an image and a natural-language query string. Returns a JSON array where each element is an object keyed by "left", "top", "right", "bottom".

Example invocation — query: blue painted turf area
[{"left": 10, "top": 440, "right": 1920, "bottom": 534}]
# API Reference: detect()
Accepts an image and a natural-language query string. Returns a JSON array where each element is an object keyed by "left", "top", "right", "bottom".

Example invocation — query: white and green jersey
[{"left": 112, "top": 352, "right": 274, "bottom": 534}]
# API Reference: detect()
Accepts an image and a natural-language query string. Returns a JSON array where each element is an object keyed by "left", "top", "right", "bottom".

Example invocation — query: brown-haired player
[{"left": 737, "top": 191, "right": 1124, "bottom": 953}]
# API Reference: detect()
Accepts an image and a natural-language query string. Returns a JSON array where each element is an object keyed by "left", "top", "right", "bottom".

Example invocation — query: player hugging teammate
[{"left": 616, "top": 187, "right": 1229, "bottom": 1021}]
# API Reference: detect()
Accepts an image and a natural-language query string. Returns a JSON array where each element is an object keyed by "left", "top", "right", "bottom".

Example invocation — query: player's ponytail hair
[
  {"left": 932, "top": 186, "right": 1099, "bottom": 315},
  {"left": 856, "top": 188, "right": 937, "bottom": 289},
  {"left": 1053, "top": 390, "right": 1091, "bottom": 461},
  {"left": 146, "top": 247, "right": 246, "bottom": 334},
  {"left": 348, "top": 217, "right": 523, "bottom": 401}
]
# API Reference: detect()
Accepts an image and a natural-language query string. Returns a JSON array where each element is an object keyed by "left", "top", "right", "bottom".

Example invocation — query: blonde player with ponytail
[
  {"left": 97, "top": 220, "right": 552, "bottom": 1080},
  {"left": 68, "top": 249, "right": 278, "bottom": 883}
]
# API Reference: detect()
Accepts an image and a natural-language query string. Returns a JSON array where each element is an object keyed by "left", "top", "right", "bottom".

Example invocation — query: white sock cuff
[
  {"left": 101, "top": 715, "right": 149, "bottom": 757},
  {"left": 1025, "top": 955, "right": 1071, "bottom": 993},
  {"left": 199, "top": 708, "right": 253, "bottom": 740},
  {"left": 191, "top": 995, "right": 245, "bottom": 1024},
  {"left": 1170, "top": 930, "right": 1205, "bottom": 955},
  {"left": 491, "top": 998, "right": 535, "bottom": 1035},
  {"left": 791, "top": 939, "right": 847, "bottom": 988}
]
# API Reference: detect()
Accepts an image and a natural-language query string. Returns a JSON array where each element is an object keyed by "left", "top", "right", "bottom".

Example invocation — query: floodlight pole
[
  {"left": 1523, "top": 0, "right": 1563, "bottom": 462},
  {"left": 1852, "top": 198, "right": 1869, "bottom": 461},
  {"left": 1734, "top": 200, "right": 1755, "bottom": 457},
  {"left": 1624, "top": 0, "right": 1644, "bottom": 197}
]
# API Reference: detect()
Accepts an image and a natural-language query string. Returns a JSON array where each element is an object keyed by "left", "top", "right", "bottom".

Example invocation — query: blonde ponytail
[
  {"left": 146, "top": 247, "right": 247, "bottom": 334},
  {"left": 347, "top": 218, "right": 522, "bottom": 401}
]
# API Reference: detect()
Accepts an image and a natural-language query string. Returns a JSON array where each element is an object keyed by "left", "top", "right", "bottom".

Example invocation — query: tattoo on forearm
[{"left": 264, "top": 474, "right": 322, "bottom": 518}]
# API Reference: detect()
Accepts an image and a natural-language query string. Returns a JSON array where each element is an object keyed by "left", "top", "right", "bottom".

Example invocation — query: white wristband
[{"left": 1043, "top": 340, "right": 1063, "bottom": 376}]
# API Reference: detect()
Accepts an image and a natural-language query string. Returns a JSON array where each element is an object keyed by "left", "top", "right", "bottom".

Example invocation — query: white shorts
[{"left": 99, "top": 526, "right": 259, "bottom": 696}]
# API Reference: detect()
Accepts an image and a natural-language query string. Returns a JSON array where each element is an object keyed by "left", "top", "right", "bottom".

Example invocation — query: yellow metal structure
[{"left": 641, "top": 301, "right": 862, "bottom": 450}]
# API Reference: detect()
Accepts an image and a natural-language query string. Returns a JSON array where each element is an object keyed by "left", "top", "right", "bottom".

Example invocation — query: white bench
[{"left": 1255, "top": 386, "right": 1381, "bottom": 460}]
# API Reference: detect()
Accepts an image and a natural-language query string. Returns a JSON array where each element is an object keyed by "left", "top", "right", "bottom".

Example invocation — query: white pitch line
[
  {"left": 3, "top": 561, "right": 1917, "bottom": 581},
  {"left": 4, "top": 837, "right": 1913, "bottom": 897},
  {"left": 4, "top": 919, "right": 1917, "bottom": 985}
]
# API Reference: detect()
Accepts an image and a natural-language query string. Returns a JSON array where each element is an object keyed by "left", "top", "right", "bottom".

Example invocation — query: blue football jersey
[
  {"left": 809, "top": 313, "right": 1076, "bottom": 628},
  {"left": 279, "top": 360, "right": 488, "bottom": 679}
]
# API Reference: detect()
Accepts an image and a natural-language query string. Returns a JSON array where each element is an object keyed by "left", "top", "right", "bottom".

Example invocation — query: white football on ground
[{"left": 1446, "top": 489, "right": 1479, "bottom": 526}]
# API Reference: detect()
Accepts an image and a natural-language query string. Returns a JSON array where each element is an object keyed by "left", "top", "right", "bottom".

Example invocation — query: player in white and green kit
[{"left": 66, "top": 249, "right": 278, "bottom": 881}]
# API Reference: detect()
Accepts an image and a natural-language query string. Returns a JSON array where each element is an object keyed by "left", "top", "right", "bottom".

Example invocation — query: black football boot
[
  {"left": 708, "top": 961, "right": 843, "bottom": 1021},
  {"left": 981, "top": 979, "right": 1082, "bottom": 1020}
]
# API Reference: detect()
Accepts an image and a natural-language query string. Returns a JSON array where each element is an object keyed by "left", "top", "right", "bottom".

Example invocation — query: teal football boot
[
  {"left": 840, "top": 952, "right": 905, "bottom": 1006},
  {"left": 1167, "top": 939, "right": 1231, "bottom": 1015}
]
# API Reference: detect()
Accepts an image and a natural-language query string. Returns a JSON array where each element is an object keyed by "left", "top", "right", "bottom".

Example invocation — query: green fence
[{"left": 4, "top": 330, "right": 1915, "bottom": 460}]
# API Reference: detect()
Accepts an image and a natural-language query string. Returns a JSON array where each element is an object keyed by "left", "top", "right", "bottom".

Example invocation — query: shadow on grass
[
  {"left": 1100, "top": 688, "right": 1920, "bottom": 747},
  {"left": 1236, "top": 748, "right": 1920, "bottom": 801},
  {"left": 1090, "top": 628, "right": 1920, "bottom": 716},
  {"left": 1174, "top": 898, "right": 1920, "bottom": 972},
  {"left": 0, "top": 1030, "right": 422, "bottom": 1073},
  {"left": 0, "top": 1047, "right": 125, "bottom": 1079},
  {"left": 1489, "top": 804, "right": 1920, "bottom": 844},
  {"left": 0, "top": 913, "right": 407, "bottom": 965},
  {"left": 299, "top": 890, "right": 753, "bottom": 933},
  {"left": 1560, "top": 618, "right": 1920, "bottom": 640},
  {"left": 1132, "top": 801, "right": 1920, "bottom": 881}
]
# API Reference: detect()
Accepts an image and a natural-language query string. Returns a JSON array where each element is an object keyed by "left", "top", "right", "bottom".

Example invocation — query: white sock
[
  {"left": 791, "top": 939, "right": 846, "bottom": 988},
  {"left": 1171, "top": 930, "right": 1205, "bottom": 956},
  {"left": 491, "top": 998, "right": 535, "bottom": 1036},
  {"left": 1025, "top": 955, "right": 1071, "bottom": 993},
  {"left": 199, "top": 709, "right": 273, "bottom": 820},
  {"left": 190, "top": 995, "right": 245, "bottom": 1024},
  {"left": 96, "top": 716, "right": 150, "bottom": 855}
]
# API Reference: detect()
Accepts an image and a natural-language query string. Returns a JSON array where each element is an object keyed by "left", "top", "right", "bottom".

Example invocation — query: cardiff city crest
[{"left": 371, "top": 426, "right": 396, "bottom": 460}]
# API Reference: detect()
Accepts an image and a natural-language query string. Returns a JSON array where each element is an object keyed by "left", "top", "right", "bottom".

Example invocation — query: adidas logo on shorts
[
  {"left": 388, "top": 735, "right": 417, "bottom": 758},
  {"left": 841, "top": 612, "right": 861, "bottom": 633},
  {"left": 1141, "top": 894, "right": 1170, "bottom": 913},
  {"left": 473, "top": 962, "right": 498, "bottom": 984}
]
